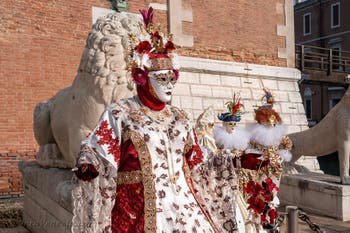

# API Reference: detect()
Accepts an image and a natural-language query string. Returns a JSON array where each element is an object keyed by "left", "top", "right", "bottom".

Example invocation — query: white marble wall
[
  {"left": 173, "top": 56, "right": 320, "bottom": 172},
  {"left": 174, "top": 56, "right": 307, "bottom": 132}
]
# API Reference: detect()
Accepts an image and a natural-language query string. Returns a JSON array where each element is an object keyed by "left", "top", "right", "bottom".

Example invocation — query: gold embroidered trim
[
  {"left": 139, "top": 105, "right": 172, "bottom": 122},
  {"left": 250, "top": 141, "right": 279, "bottom": 155},
  {"left": 249, "top": 140, "right": 283, "bottom": 178},
  {"left": 148, "top": 57, "right": 173, "bottom": 71},
  {"left": 117, "top": 170, "right": 143, "bottom": 185},
  {"left": 123, "top": 130, "right": 157, "bottom": 233},
  {"left": 280, "top": 136, "right": 293, "bottom": 151},
  {"left": 182, "top": 159, "right": 220, "bottom": 233},
  {"left": 183, "top": 132, "right": 192, "bottom": 155}
]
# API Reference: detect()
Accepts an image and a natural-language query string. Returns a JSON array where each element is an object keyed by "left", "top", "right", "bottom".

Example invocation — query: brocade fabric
[{"left": 72, "top": 97, "right": 226, "bottom": 233}]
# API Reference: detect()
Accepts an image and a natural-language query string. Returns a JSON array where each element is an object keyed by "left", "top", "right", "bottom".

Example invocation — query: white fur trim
[
  {"left": 213, "top": 126, "right": 250, "bottom": 150},
  {"left": 246, "top": 123, "right": 286, "bottom": 146},
  {"left": 279, "top": 149, "right": 292, "bottom": 162}
]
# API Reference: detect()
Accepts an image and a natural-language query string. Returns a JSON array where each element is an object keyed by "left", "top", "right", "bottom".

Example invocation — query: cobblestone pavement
[
  {"left": 278, "top": 206, "right": 350, "bottom": 233},
  {"left": 1, "top": 200, "right": 350, "bottom": 233},
  {"left": 0, "top": 226, "right": 29, "bottom": 233},
  {"left": 0, "top": 198, "right": 23, "bottom": 229},
  {"left": 2, "top": 213, "right": 350, "bottom": 233}
]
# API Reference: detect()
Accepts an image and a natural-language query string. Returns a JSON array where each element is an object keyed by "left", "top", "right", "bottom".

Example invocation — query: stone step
[{"left": 0, "top": 226, "right": 30, "bottom": 233}]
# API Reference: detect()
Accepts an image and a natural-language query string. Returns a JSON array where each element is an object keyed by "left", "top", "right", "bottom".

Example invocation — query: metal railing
[
  {"left": 295, "top": 44, "right": 350, "bottom": 75},
  {"left": 274, "top": 206, "right": 323, "bottom": 233}
]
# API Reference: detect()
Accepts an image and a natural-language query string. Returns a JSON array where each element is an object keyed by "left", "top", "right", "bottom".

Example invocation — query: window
[
  {"left": 303, "top": 13, "right": 311, "bottom": 36},
  {"left": 330, "top": 98, "right": 341, "bottom": 109},
  {"left": 328, "top": 86, "right": 345, "bottom": 110},
  {"left": 294, "top": 0, "right": 307, "bottom": 4},
  {"left": 331, "top": 2, "right": 340, "bottom": 28},
  {"left": 304, "top": 88, "right": 312, "bottom": 120},
  {"left": 305, "top": 99, "right": 312, "bottom": 119},
  {"left": 331, "top": 43, "right": 342, "bottom": 71}
]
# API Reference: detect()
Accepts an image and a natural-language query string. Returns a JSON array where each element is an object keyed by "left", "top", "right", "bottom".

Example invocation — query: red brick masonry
[{"left": 0, "top": 0, "right": 287, "bottom": 195}]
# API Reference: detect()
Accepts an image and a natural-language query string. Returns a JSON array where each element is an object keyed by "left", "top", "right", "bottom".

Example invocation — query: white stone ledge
[
  {"left": 221, "top": 75, "right": 241, "bottom": 87},
  {"left": 190, "top": 85, "right": 212, "bottom": 97},
  {"left": 173, "top": 83, "right": 191, "bottom": 96},
  {"left": 280, "top": 173, "right": 350, "bottom": 221},
  {"left": 200, "top": 73, "right": 221, "bottom": 85},
  {"left": 149, "top": 3, "right": 167, "bottom": 11},
  {"left": 180, "top": 72, "right": 200, "bottom": 84},
  {"left": 179, "top": 56, "right": 301, "bottom": 80},
  {"left": 235, "top": 88, "right": 252, "bottom": 99},
  {"left": 211, "top": 86, "right": 232, "bottom": 98}
]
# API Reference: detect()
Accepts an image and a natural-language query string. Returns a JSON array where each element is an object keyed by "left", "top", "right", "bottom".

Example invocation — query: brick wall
[
  {"left": 145, "top": 0, "right": 288, "bottom": 66},
  {"left": 0, "top": 0, "right": 111, "bottom": 196},
  {"left": 178, "top": 0, "right": 287, "bottom": 66},
  {"left": 0, "top": 0, "right": 294, "bottom": 195},
  {"left": 0, "top": 154, "right": 35, "bottom": 196}
]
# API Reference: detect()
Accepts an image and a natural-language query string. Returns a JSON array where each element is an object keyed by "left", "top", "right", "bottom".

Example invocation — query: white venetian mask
[
  {"left": 223, "top": 121, "right": 237, "bottom": 134},
  {"left": 148, "top": 70, "right": 177, "bottom": 103}
]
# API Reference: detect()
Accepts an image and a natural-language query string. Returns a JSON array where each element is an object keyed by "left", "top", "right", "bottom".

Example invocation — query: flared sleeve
[
  {"left": 72, "top": 107, "right": 123, "bottom": 233},
  {"left": 278, "top": 135, "right": 293, "bottom": 162},
  {"left": 184, "top": 128, "right": 204, "bottom": 170}
]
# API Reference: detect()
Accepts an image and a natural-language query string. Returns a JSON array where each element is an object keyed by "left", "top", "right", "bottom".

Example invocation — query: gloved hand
[
  {"left": 74, "top": 163, "right": 99, "bottom": 181},
  {"left": 240, "top": 153, "right": 269, "bottom": 170}
]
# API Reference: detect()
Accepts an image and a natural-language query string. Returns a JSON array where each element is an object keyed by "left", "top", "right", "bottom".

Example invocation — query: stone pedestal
[
  {"left": 280, "top": 173, "right": 350, "bottom": 221},
  {"left": 18, "top": 161, "right": 73, "bottom": 233}
]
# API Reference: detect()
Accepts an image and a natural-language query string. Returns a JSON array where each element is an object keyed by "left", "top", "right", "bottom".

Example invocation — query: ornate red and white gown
[
  {"left": 72, "top": 96, "right": 222, "bottom": 233},
  {"left": 240, "top": 123, "right": 292, "bottom": 231}
]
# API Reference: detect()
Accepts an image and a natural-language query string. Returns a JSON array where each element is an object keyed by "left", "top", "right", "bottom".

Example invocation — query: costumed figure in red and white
[
  {"left": 191, "top": 103, "right": 245, "bottom": 233},
  {"left": 72, "top": 7, "right": 240, "bottom": 233},
  {"left": 214, "top": 94, "right": 249, "bottom": 153},
  {"left": 240, "top": 88, "right": 293, "bottom": 232},
  {"left": 211, "top": 94, "right": 260, "bottom": 233}
]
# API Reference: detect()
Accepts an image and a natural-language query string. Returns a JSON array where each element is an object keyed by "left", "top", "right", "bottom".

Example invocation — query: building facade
[
  {"left": 294, "top": 0, "right": 350, "bottom": 126},
  {"left": 294, "top": 0, "right": 350, "bottom": 175},
  {"left": 0, "top": 0, "right": 312, "bottom": 197},
  {"left": 295, "top": 0, "right": 350, "bottom": 51}
]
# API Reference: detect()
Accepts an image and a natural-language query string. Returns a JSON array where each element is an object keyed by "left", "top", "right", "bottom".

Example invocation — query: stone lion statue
[
  {"left": 34, "top": 12, "right": 141, "bottom": 168},
  {"left": 289, "top": 86, "right": 350, "bottom": 184}
]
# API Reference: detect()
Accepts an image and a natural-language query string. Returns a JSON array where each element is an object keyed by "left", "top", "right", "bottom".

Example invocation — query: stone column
[{"left": 168, "top": 0, "right": 193, "bottom": 47}]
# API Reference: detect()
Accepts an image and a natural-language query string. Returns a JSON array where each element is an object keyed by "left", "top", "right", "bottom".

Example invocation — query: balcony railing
[{"left": 295, "top": 44, "right": 350, "bottom": 75}]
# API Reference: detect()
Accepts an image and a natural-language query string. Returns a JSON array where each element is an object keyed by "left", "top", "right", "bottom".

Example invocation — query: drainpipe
[{"left": 319, "top": 0, "right": 324, "bottom": 47}]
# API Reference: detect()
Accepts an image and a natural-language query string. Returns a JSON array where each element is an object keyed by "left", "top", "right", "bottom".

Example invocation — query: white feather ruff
[
  {"left": 246, "top": 123, "right": 287, "bottom": 146},
  {"left": 213, "top": 126, "right": 250, "bottom": 150}
]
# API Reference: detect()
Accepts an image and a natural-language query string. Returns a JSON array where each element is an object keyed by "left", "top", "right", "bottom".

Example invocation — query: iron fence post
[
  {"left": 287, "top": 206, "right": 299, "bottom": 233},
  {"left": 328, "top": 48, "right": 333, "bottom": 75},
  {"left": 301, "top": 45, "right": 305, "bottom": 71}
]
